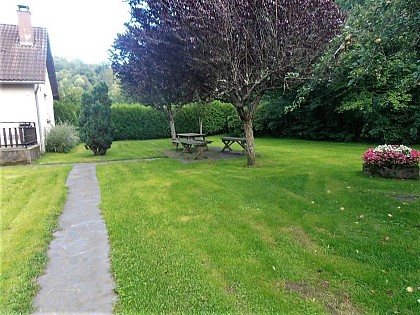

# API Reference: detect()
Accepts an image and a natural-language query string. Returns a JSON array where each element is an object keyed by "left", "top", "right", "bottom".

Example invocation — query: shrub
[
  {"left": 177, "top": 101, "right": 238, "bottom": 135},
  {"left": 112, "top": 104, "right": 169, "bottom": 140},
  {"left": 45, "top": 123, "right": 79, "bottom": 153},
  {"left": 112, "top": 101, "right": 239, "bottom": 141},
  {"left": 79, "top": 83, "right": 114, "bottom": 156}
]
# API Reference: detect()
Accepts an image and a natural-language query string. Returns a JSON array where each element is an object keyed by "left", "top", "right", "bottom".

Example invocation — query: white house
[{"left": 0, "top": 5, "right": 58, "bottom": 162}]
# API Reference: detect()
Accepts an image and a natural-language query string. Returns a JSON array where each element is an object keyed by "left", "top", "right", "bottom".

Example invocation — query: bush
[
  {"left": 112, "top": 101, "right": 239, "bottom": 141},
  {"left": 45, "top": 123, "right": 79, "bottom": 153},
  {"left": 176, "top": 101, "right": 238, "bottom": 135},
  {"left": 79, "top": 83, "right": 114, "bottom": 156},
  {"left": 112, "top": 104, "right": 169, "bottom": 140}
]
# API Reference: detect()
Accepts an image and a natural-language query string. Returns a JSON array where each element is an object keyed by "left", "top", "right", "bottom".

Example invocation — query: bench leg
[
  {"left": 221, "top": 140, "right": 233, "bottom": 152},
  {"left": 194, "top": 146, "right": 207, "bottom": 160},
  {"left": 238, "top": 141, "right": 247, "bottom": 153},
  {"left": 181, "top": 143, "right": 193, "bottom": 154}
]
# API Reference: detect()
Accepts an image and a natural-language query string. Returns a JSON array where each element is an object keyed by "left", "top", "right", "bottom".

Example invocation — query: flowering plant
[{"left": 363, "top": 145, "right": 420, "bottom": 166}]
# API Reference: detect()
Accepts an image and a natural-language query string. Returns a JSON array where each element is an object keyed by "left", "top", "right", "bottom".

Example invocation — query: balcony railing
[{"left": 0, "top": 122, "right": 38, "bottom": 148}]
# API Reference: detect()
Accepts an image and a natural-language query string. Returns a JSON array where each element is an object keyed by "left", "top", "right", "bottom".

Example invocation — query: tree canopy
[
  {"left": 287, "top": 0, "right": 420, "bottom": 143},
  {"left": 113, "top": 0, "right": 344, "bottom": 166},
  {"left": 111, "top": 2, "right": 210, "bottom": 139}
]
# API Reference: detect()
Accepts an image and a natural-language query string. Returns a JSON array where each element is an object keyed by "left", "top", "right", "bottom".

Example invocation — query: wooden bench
[
  {"left": 179, "top": 139, "right": 207, "bottom": 159},
  {"left": 173, "top": 138, "right": 213, "bottom": 150},
  {"left": 221, "top": 137, "right": 247, "bottom": 152},
  {"left": 172, "top": 139, "right": 181, "bottom": 149}
]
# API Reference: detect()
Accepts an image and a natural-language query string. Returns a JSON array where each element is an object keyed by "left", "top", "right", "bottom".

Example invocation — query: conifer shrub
[{"left": 79, "top": 83, "right": 114, "bottom": 155}]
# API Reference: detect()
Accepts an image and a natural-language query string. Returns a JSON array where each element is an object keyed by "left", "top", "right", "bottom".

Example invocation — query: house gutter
[
  {"left": 0, "top": 80, "right": 44, "bottom": 84},
  {"left": 34, "top": 84, "right": 44, "bottom": 152}
]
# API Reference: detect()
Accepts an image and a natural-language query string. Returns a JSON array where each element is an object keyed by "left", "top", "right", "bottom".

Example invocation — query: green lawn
[
  {"left": 1, "top": 138, "right": 418, "bottom": 314},
  {"left": 0, "top": 165, "right": 71, "bottom": 314},
  {"left": 96, "top": 138, "right": 420, "bottom": 314},
  {"left": 36, "top": 138, "right": 171, "bottom": 165}
]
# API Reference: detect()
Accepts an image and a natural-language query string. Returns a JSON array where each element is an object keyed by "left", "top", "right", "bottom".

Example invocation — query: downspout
[{"left": 34, "top": 84, "right": 44, "bottom": 152}]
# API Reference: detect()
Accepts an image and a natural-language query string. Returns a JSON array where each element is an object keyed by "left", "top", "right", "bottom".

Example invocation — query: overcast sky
[{"left": 0, "top": 0, "right": 131, "bottom": 64}]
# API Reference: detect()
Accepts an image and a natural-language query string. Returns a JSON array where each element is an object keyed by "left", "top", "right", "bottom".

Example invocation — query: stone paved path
[{"left": 33, "top": 163, "right": 117, "bottom": 314}]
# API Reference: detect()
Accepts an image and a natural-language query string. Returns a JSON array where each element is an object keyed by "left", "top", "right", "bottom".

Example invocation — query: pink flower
[{"left": 362, "top": 145, "right": 420, "bottom": 166}]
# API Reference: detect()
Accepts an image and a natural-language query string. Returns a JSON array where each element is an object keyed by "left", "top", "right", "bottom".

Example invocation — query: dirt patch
[
  {"left": 284, "top": 281, "right": 361, "bottom": 315},
  {"left": 162, "top": 147, "right": 247, "bottom": 163},
  {"left": 385, "top": 194, "right": 419, "bottom": 202},
  {"left": 281, "top": 225, "right": 319, "bottom": 252}
]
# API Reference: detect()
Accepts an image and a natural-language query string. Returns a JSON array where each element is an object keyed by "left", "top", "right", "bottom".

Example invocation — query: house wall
[
  {"left": 0, "top": 70, "right": 55, "bottom": 153},
  {"left": 0, "top": 83, "right": 37, "bottom": 122},
  {"left": 34, "top": 71, "right": 56, "bottom": 152}
]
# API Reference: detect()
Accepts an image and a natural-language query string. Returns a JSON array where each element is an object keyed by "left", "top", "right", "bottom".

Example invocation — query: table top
[
  {"left": 221, "top": 136, "right": 246, "bottom": 141},
  {"left": 180, "top": 139, "right": 206, "bottom": 145},
  {"left": 177, "top": 133, "right": 206, "bottom": 137}
]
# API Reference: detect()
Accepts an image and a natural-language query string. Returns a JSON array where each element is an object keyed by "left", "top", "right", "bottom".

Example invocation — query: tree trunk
[
  {"left": 236, "top": 98, "right": 259, "bottom": 167},
  {"left": 163, "top": 106, "right": 177, "bottom": 139},
  {"left": 169, "top": 117, "right": 177, "bottom": 140},
  {"left": 243, "top": 119, "right": 256, "bottom": 166},
  {"left": 199, "top": 117, "right": 203, "bottom": 134}
]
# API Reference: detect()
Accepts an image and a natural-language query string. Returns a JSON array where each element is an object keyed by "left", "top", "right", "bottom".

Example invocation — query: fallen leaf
[
  {"left": 340, "top": 207, "right": 345, "bottom": 211},
  {"left": 388, "top": 214, "right": 393, "bottom": 218},
  {"left": 384, "top": 236, "right": 390, "bottom": 241},
  {"left": 359, "top": 214, "right": 365, "bottom": 219},
  {"left": 344, "top": 293, "right": 351, "bottom": 301},
  {"left": 406, "top": 287, "right": 414, "bottom": 293}
]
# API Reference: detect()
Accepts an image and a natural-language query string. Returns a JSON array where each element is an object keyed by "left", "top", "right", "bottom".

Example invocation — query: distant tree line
[{"left": 53, "top": 57, "right": 125, "bottom": 125}]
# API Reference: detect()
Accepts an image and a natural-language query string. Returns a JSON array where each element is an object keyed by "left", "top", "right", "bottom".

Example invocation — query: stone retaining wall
[
  {"left": 363, "top": 164, "right": 419, "bottom": 180},
  {"left": 0, "top": 145, "right": 41, "bottom": 165}
]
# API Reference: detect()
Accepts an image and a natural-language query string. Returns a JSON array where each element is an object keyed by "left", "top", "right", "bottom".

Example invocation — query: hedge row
[
  {"left": 112, "top": 104, "right": 169, "bottom": 140},
  {"left": 112, "top": 101, "right": 238, "bottom": 141}
]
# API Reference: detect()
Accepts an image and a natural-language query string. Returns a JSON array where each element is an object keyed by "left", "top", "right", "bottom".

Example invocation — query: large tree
[
  {"left": 111, "top": 3, "right": 210, "bottom": 139},
  {"left": 292, "top": 0, "right": 420, "bottom": 143},
  {"left": 122, "top": 0, "right": 344, "bottom": 166}
]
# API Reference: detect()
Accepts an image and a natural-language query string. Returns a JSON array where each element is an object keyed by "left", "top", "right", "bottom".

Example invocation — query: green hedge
[
  {"left": 112, "top": 102, "right": 238, "bottom": 140},
  {"left": 112, "top": 104, "right": 170, "bottom": 140}
]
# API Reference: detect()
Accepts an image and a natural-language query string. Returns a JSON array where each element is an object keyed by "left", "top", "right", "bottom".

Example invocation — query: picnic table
[
  {"left": 172, "top": 133, "right": 213, "bottom": 150},
  {"left": 172, "top": 133, "right": 213, "bottom": 159},
  {"left": 221, "top": 136, "right": 247, "bottom": 152},
  {"left": 178, "top": 139, "right": 207, "bottom": 159}
]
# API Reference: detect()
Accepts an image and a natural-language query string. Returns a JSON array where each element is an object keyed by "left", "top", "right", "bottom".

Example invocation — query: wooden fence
[{"left": 0, "top": 122, "right": 38, "bottom": 148}]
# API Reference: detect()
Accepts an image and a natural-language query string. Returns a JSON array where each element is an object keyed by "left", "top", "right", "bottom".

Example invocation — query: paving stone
[{"left": 33, "top": 163, "right": 117, "bottom": 314}]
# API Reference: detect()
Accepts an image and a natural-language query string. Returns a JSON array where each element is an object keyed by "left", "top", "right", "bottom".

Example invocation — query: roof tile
[{"left": 0, "top": 24, "right": 47, "bottom": 82}]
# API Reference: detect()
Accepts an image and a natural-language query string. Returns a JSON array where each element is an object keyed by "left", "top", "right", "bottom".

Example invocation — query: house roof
[{"left": 0, "top": 24, "right": 59, "bottom": 99}]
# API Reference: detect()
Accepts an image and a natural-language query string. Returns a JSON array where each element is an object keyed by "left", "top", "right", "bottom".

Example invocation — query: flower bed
[{"left": 362, "top": 145, "right": 420, "bottom": 179}]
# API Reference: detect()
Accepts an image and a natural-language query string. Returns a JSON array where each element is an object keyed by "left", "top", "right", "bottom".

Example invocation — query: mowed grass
[
  {"left": 97, "top": 138, "right": 419, "bottom": 314},
  {"left": 36, "top": 139, "right": 171, "bottom": 165},
  {"left": 0, "top": 165, "right": 71, "bottom": 314}
]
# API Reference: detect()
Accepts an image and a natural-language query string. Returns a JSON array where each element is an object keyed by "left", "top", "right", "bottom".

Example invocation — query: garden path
[{"left": 33, "top": 163, "right": 117, "bottom": 314}]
